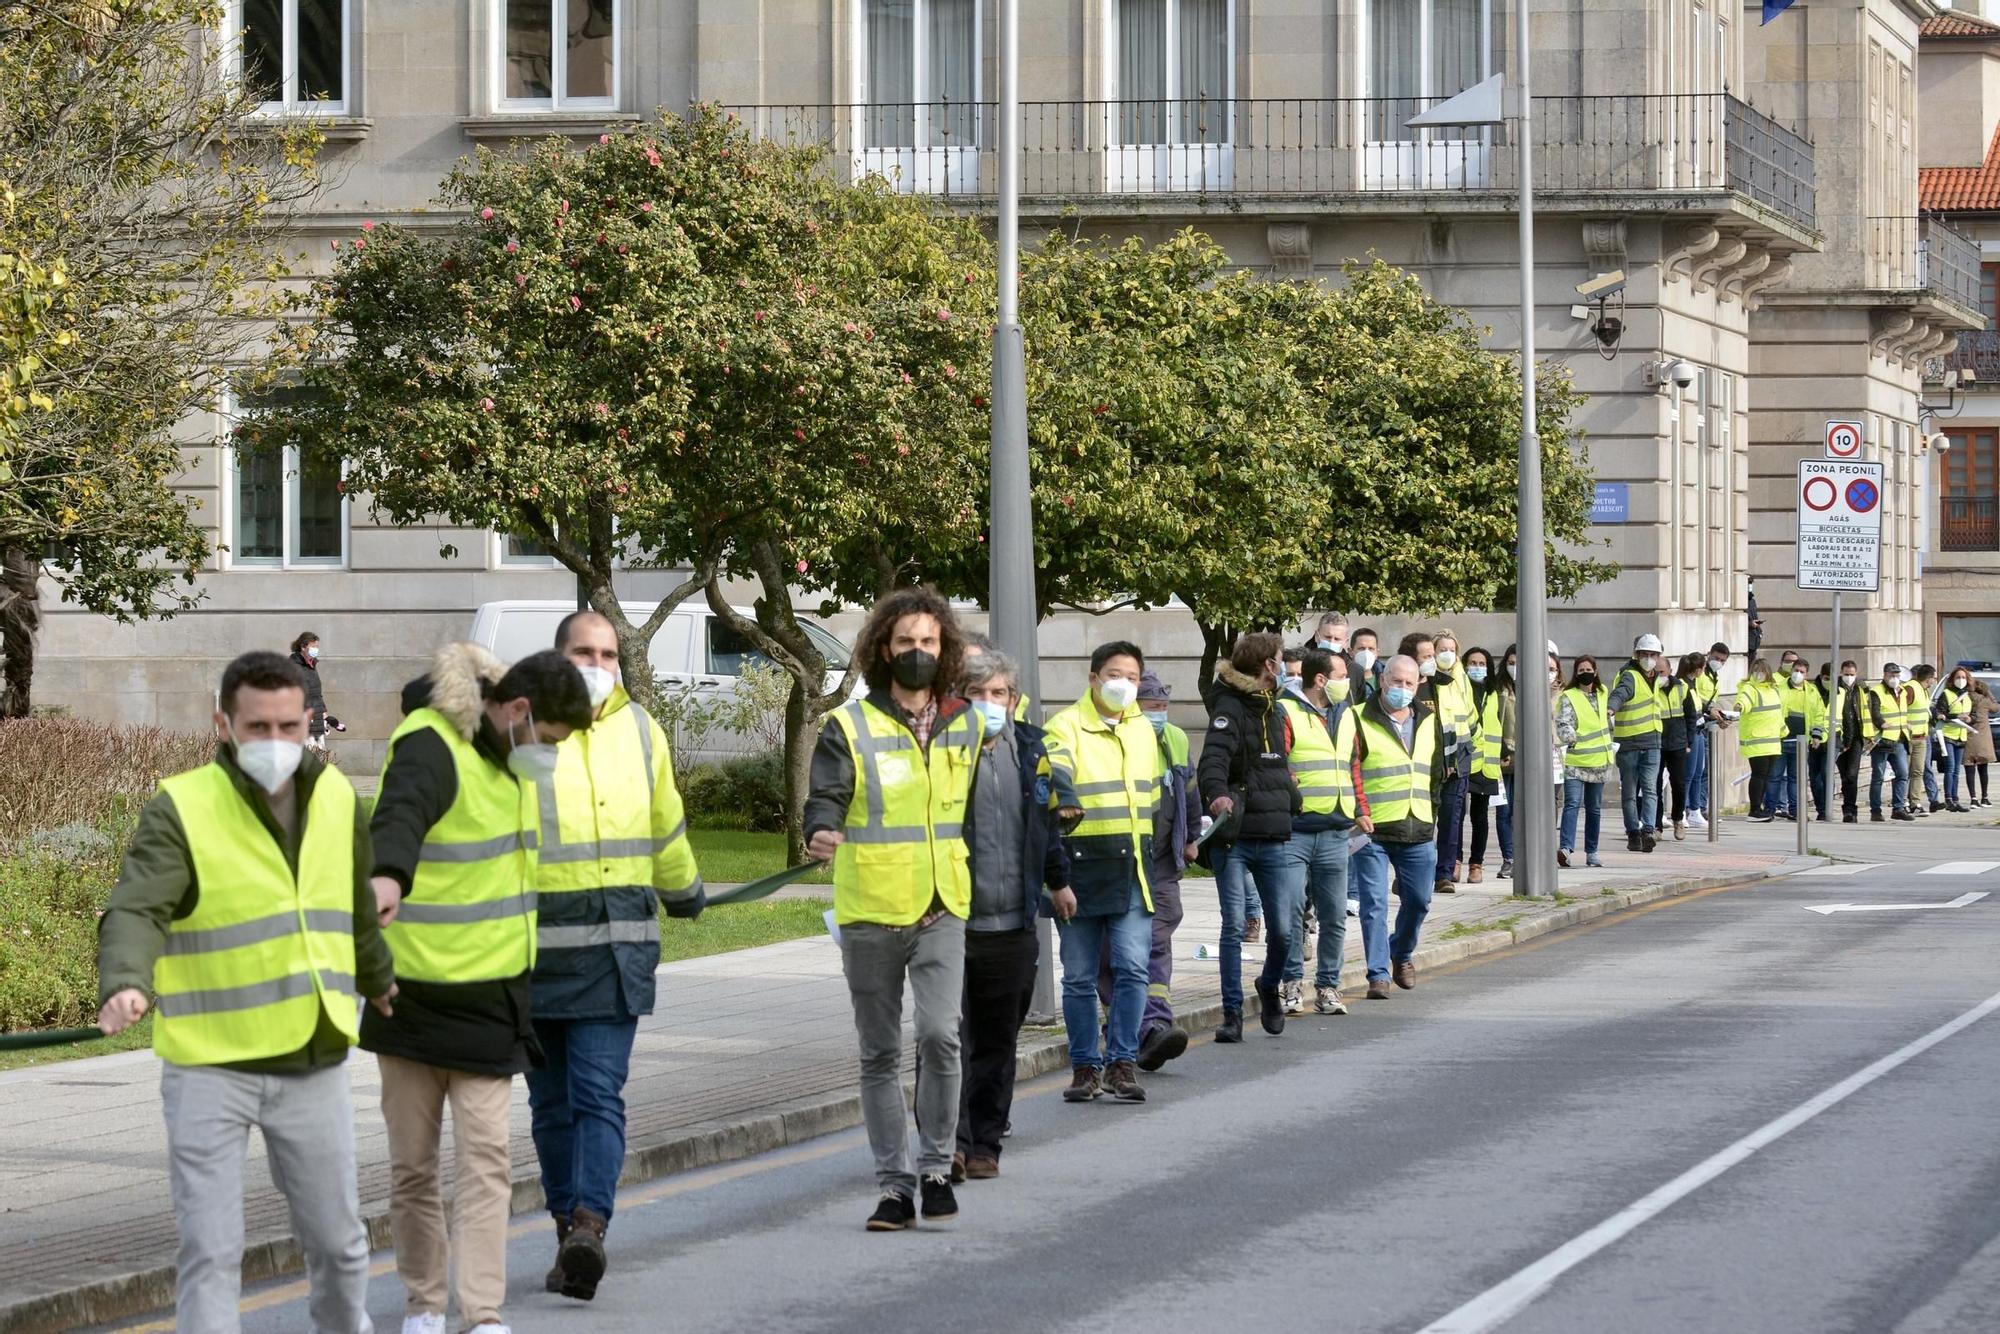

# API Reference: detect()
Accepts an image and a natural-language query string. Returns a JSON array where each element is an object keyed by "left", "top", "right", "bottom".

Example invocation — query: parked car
[{"left": 468, "top": 599, "right": 852, "bottom": 762}]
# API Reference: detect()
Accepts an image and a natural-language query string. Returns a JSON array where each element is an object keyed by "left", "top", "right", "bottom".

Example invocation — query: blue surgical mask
[
  {"left": 970, "top": 698, "right": 1008, "bottom": 737},
  {"left": 1384, "top": 685, "right": 1416, "bottom": 710},
  {"left": 1468, "top": 666, "right": 1488, "bottom": 684},
  {"left": 1145, "top": 710, "right": 1169, "bottom": 734}
]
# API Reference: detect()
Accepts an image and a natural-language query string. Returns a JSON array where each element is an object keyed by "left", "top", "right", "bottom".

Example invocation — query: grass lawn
[
  {"left": 660, "top": 896, "right": 834, "bottom": 963},
  {"left": 687, "top": 829, "right": 830, "bottom": 885},
  {"left": 0, "top": 1016, "right": 152, "bottom": 1073}
]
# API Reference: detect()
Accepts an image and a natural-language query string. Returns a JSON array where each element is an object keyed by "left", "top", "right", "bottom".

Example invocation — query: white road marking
[
  {"left": 1919, "top": 861, "right": 2000, "bottom": 877},
  {"left": 1412, "top": 986, "right": 2000, "bottom": 1334},
  {"left": 1790, "top": 863, "right": 1886, "bottom": 877},
  {"left": 1805, "top": 892, "right": 1989, "bottom": 916}
]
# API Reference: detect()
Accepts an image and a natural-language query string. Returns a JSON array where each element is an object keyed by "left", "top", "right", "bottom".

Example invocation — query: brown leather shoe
[
  {"left": 1063, "top": 1066, "right": 1103, "bottom": 1102},
  {"left": 964, "top": 1155, "right": 999, "bottom": 1179},
  {"left": 557, "top": 1205, "right": 608, "bottom": 1301},
  {"left": 950, "top": 1150, "right": 966, "bottom": 1184},
  {"left": 1392, "top": 959, "right": 1417, "bottom": 990},
  {"left": 1244, "top": 917, "right": 1263, "bottom": 944},
  {"left": 1468, "top": 864, "right": 1484, "bottom": 884},
  {"left": 1435, "top": 878, "right": 1457, "bottom": 894},
  {"left": 1105, "top": 1060, "right": 1147, "bottom": 1102},
  {"left": 546, "top": 1213, "right": 571, "bottom": 1294},
  {"left": 1366, "top": 978, "right": 1392, "bottom": 999}
]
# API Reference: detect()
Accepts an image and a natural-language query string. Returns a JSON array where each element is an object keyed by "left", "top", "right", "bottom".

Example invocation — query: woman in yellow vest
[
  {"left": 95, "top": 652, "right": 395, "bottom": 1334},
  {"left": 1737, "top": 657, "right": 1787, "bottom": 822},
  {"left": 1555, "top": 656, "right": 1614, "bottom": 867},
  {"left": 803, "top": 588, "right": 980, "bottom": 1233},
  {"left": 1863, "top": 662, "right": 1916, "bottom": 821},
  {"left": 1463, "top": 647, "right": 1511, "bottom": 884},
  {"left": 1940, "top": 666, "right": 1975, "bottom": 812},
  {"left": 366, "top": 644, "right": 594, "bottom": 1334}
]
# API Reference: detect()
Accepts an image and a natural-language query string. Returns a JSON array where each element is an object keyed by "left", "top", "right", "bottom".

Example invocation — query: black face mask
[
  {"left": 1574, "top": 671, "right": 1598, "bottom": 690},
  {"left": 889, "top": 648, "right": 939, "bottom": 690}
]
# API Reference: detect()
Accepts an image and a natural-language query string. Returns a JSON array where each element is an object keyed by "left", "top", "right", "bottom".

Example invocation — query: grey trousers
[
  {"left": 161, "top": 1060, "right": 373, "bottom": 1334},
  {"left": 840, "top": 915, "right": 966, "bottom": 1195}
]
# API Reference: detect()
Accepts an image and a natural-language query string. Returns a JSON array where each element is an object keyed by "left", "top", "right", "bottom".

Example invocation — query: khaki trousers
[{"left": 377, "top": 1054, "right": 513, "bottom": 1331}]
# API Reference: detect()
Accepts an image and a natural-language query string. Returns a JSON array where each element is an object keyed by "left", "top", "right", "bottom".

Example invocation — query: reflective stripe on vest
[
  {"left": 1942, "top": 688, "right": 1973, "bottom": 744},
  {"left": 1903, "top": 689, "right": 1930, "bottom": 737},
  {"left": 1562, "top": 688, "right": 1613, "bottom": 768},
  {"left": 152, "top": 763, "right": 360, "bottom": 1066},
  {"left": 830, "top": 697, "right": 978, "bottom": 926},
  {"left": 1474, "top": 689, "right": 1504, "bottom": 781},
  {"left": 1738, "top": 680, "right": 1786, "bottom": 758},
  {"left": 379, "top": 710, "right": 538, "bottom": 983},
  {"left": 1358, "top": 708, "right": 1437, "bottom": 826},
  {"left": 1043, "top": 697, "right": 1160, "bottom": 911},
  {"left": 538, "top": 696, "right": 701, "bottom": 902},
  {"left": 1283, "top": 698, "right": 1355, "bottom": 818},
  {"left": 1611, "top": 667, "right": 1661, "bottom": 739},
  {"left": 1863, "top": 685, "right": 1905, "bottom": 742}
]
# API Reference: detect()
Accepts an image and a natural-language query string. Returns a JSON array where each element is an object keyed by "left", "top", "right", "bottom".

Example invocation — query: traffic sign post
[
  {"left": 1824, "top": 419, "right": 1864, "bottom": 460},
  {"left": 1796, "top": 459, "right": 1884, "bottom": 593}
]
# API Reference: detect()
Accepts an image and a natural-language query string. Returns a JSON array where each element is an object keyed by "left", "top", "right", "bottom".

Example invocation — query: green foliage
[
  {"left": 0, "top": 0, "right": 323, "bottom": 716},
  {"left": 0, "top": 846, "right": 113, "bottom": 1031},
  {"left": 681, "top": 752, "right": 789, "bottom": 833},
  {"left": 656, "top": 895, "right": 833, "bottom": 964}
]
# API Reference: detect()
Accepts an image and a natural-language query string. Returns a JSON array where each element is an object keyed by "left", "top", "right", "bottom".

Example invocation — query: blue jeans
[
  {"left": 1944, "top": 740, "right": 1966, "bottom": 804},
  {"left": 1561, "top": 777, "right": 1604, "bottom": 855},
  {"left": 1869, "top": 741, "right": 1909, "bottom": 813},
  {"left": 1687, "top": 727, "right": 1710, "bottom": 812},
  {"left": 1215, "top": 839, "right": 1303, "bottom": 1014},
  {"left": 1350, "top": 837, "right": 1438, "bottom": 982},
  {"left": 1282, "top": 828, "right": 1352, "bottom": 989},
  {"left": 1058, "top": 906, "right": 1151, "bottom": 1067},
  {"left": 1768, "top": 740, "right": 1795, "bottom": 815},
  {"left": 1498, "top": 774, "right": 1516, "bottom": 858},
  {"left": 1617, "top": 747, "right": 1661, "bottom": 835},
  {"left": 1435, "top": 771, "right": 1467, "bottom": 878},
  {"left": 527, "top": 1016, "right": 639, "bottom": 1221}
]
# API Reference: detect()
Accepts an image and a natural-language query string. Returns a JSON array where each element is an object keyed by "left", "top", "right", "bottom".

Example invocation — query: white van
[{"left": 468, "top": 599, "right": 852, "bottom": 761}]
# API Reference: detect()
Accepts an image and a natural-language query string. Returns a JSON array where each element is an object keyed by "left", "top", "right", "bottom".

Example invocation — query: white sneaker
[
  {"left": 1346, "top": 898, "right": 1360, "bottom": 917},
  {"left": 467, "top": 1325, "right": 512, "bottom": 1334},
  {"left": 1281, "top": 981, "right": 1304, "bottom": 1014},
  {"left": 1685, "top": 810, "right": 1707, "bottom": 829},
  {"left": 401, "top": 1318, "right": 447, "bottom": 1334}
]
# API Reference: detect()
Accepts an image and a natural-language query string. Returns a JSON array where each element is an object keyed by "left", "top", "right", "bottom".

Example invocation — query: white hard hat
[
  {"left": 1634, "top": 633, "right": 1664, "bottom": 654},
  {"left": 1547, "top": 640, "right": 1560, "bottom": 656}
]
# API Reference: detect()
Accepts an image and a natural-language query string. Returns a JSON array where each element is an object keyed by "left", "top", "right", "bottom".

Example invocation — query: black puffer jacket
[{"left": 1198, "top": 663, "right": 1301, "bottom": 844}]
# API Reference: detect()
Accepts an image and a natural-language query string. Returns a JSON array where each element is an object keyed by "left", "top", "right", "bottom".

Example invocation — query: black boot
[
  {"left": 1256, "top": 980, "right": 1286, "bottom": 1036},
  {"left": 1215, "top": 1010, "right": 1243, "bottom": 1043},
  {"left": 558, "top": 1206, "right": 608, "bottom": 1301}
]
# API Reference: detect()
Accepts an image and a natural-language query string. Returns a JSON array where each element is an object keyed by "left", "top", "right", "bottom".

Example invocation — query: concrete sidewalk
[{"left": 2, "top": 812, "right": 1985, "bottom": 1331}]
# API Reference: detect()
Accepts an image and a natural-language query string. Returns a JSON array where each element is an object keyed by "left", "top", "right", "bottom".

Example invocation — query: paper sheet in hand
[
  {"left": 1193, "top": 811, "right": 1235, "bottom": 851},
  {"left": 705, "top": 862, "right": 823, "bottom": 906}
]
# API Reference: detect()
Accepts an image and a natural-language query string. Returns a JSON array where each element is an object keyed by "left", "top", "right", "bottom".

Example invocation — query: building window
[
  {"left": 498, "top": 531, "right": 561, "bottom": 566},
  {"left": 861, "top": 0, "right": 978, "bottom": 149},
  {"left": 1942, "top": 428, "right": 1998, "bottom": 553},
  {"left": 226, "top": 387, "right": 347, "bottom": 568},
  {"left": 231, "top": 0, "right": 348, "bottom": 114},
  {"left": 1114, "top": 0, "right": 1231, "bottom": 146},
  {"left": 1368, "top": 0, "right": 1489, "bottom": 126},
  {"left": 500, "top": 0, "right": 617, "bottom": 110}
]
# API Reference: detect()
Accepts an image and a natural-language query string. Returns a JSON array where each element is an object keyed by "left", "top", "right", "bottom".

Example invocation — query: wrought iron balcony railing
[
  {"left": 728, "top": 94, "right": 1816, "bottom": 231},
  {"left": 1867, "top": 215, "right": 1983, "bottom": 313},
  {"left": 1941, "top": 496, "right": 1999, "bottom": 553},
  {"left": 1941, "top": 328, "right": 2000, "bottom": 382}
]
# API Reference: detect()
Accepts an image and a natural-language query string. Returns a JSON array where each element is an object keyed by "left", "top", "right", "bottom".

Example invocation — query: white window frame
[
  {"left": 1101, "top": 0, "right": 1238, "bottom": 191},
  {"left": 226, "top": 0, "right": 351, "bottom": 116},
  {"left": 494, "top": 0, "right": 621, "bottom": 113},
  {"left": 1357, "top": 0, "right": 1493, "bottom": 189},
  {"left": 493, "top": 530, "right": 562, "bottom": 568},
  {"left": 220, "top": 392, "right": 350, "bottom": 571},
  {"left": 849, "top": 0, "right": 986, "bottom": 195}
]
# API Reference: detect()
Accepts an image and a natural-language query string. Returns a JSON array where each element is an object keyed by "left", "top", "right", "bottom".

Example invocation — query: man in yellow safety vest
[{"left": 96, "top": 651, "right": 396, "bottom": 1334}]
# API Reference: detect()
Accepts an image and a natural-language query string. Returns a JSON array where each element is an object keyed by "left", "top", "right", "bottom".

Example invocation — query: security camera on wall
[
  {"left": 1931, "top": 433, "right": 1952, "bottom": 453},
  {"left": 1669, "top": 359, "right": 1697, "bottom": 388}
]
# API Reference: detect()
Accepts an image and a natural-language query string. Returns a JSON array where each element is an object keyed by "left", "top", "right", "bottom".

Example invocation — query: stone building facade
[{"left": 28, "top": 0, "right": 1979, "bottom": 766}]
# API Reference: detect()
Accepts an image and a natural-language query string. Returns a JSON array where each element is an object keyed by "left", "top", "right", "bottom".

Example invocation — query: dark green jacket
[{"left": 95, "top": 746, "right": 394, "bottom": 1074}]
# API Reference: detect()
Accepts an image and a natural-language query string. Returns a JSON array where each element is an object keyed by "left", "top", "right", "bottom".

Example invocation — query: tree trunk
[
  {"left": 1195, "top": 617, "right": 1235, "bottom": 707},
  {"left": 0, "top": 544, "right": 42, "bottom": 720},
  {"left": 781, "top": 675, "right": 813, "bottom": 865}
]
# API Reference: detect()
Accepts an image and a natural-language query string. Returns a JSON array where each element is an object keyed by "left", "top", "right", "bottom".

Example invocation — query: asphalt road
[{"left": 126, "top": 835, "right": 2000, "bottom": 1334}]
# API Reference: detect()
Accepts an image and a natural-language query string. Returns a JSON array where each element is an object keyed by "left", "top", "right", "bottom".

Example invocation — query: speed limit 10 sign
[{"left": 1825, "top": 419, "right": 1864, "bottom": 459}]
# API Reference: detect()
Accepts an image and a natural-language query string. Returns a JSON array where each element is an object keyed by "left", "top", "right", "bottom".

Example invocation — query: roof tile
[
  {"left": 1922, "top": 12, "right": 2000, "bottom": 38},
  {"left": 1922, "top": 121, "right": 2000, "bottom": 211}
]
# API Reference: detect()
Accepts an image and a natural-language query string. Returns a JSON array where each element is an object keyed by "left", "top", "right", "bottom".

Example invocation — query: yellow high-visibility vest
[
  {"left": 1474, "top": 689, "right": 1505, "bottom": 781},
  {"left": 1357, "top": 708, "right": 1439, "bottom": 825},
  {"left": 1611, "top": 665, "right": 1661, "bottom": 741},
  {"left": 1738, "top": 679, "right": 1786, "bottom": 759},
  {"left": 829, "top": 696, "right": 979, "bottom": 926},
  {"left": 152, "top": 763, "right": 359, "bottom": 1067},
  {"left": 380, "top": 710, "right": 539, "bottom": 984},
  {"left": 1941, "top": 687, "right": 1973, "bottom": 745},
  {"left": 1043, "top": 694, "right": 1160, "bottom": 912},
  {"left": 1283, "top": 698, "right": 1357, "bottom": 819},
  {"left": 1562, "top": 687, "right": 1614, "bottom": 768}
]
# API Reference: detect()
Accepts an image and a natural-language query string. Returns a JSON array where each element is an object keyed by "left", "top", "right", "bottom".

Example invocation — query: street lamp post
[
  {"left": 1407, "top": 31, "right": 1552, "bottom": 897},
  {"left": 987, "top": 0, "right": 1053, "bottom": 1012}
]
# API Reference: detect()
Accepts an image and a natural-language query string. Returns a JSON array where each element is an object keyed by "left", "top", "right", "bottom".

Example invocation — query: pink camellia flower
[
  {"left": 796, "top": 559, "right": 809, "bottom": 573},
  {"left": 900, "top": 371, "right": 913, "bottom": 385},
  {"left": 480, "top": 397, "right": 495, "bottom": 412},
  {"left": 753, "top": 310, "right": 768, "bottom": 323},
  {"left": 505, "top": 240, "right": 519, "bottom": 253},
  {"left": 480, "top": 207, "right": 495, "bottom": 221},
  {"left": 560, "top": 199, "right": 570, "bottom": 215},
  {"left": 361, "top": 220, "right": 376, "bottom": 233},
  {"left": 843, "top": 322, "right": 858, "bottom": 334},
  {"left": 793, "top": 428, "right": 806, "bottom": 441},
  {"left": 353, "top": 238, "right": 366, "bottom": 250},
  {"left": 598, "top": 133, "right": 611, "bottom": 145},
  {"left": 646, "top": 147, "right": 662, "bottom": 167},
  {"left": 936, "top": 309, "right": 952, "bottom": 322},
  {"left": 640, "top": 202, "right": 653, "bottom": 213},
  {"left": 594, "top": 402, "right": 609, "bottom": 416},
  {"left": 515, "top": 273, "right": 528, "bottom": 286},
  {"left": 943, "top": 364, "right": 957, "bottom": 379},
  {"left": 570, "top": 295, "right": 583, "bottom": 311},
  {"left": 897, "top": 444, "right": 910, "bottom": 456}
]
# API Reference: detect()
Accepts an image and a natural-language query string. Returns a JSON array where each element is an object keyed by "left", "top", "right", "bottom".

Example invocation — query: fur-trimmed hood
[
  {"left": 1215, "top": 662, "right": 1271, "bottom": 696},
  {"left": 398, "top": 642, "right": 507, "bottom": 739}
]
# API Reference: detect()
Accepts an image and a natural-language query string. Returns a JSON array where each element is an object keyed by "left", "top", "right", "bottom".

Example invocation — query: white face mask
[
  {"left": 506, "top": 708, "right": 561, "bottom": 782},
  {"left": 304, "top": 646, "right": 321, "bottom": 663},
  {"left": 1436, "top": 649, "right": 1458, "bottom": 672},
  {"left": 1790, "top": 670, "right": 1806, "bottom": 686},
  {"left": 1353, "top": 649, "right": 1377, "bottom": 672},
  {"left": 1887, "top": 674, "right": 1903, "bottom": 688},
  {"left": 229, "top": 723, "right": 303, "bottom": 796},
  {"left": 577, "top": 665, "right": 618, "bottom": 709},
  {"left": 1097, "top": 677, "right": 1139, "bottom": 713},
  {"left": 1953, "top": 678, "right": 1969, "bottom": 691},
  {"left": 1419, "top": 658, "right": 1438, "bottom": 678},
  {"left": 1549, "top": 669, "right": 1561, "bottom": 686},
  {"left": 1840, "top": 673, "right": 1856, "bottom": 687}
]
